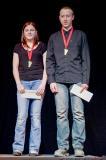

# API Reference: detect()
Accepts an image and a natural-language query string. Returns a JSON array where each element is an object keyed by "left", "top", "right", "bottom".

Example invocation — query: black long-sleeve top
[{"left": 46, "top": 30, "right": 90, "bottom": 84}]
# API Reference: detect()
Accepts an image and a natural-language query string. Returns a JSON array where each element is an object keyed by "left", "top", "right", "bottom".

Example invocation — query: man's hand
[
  {"left": 50, "top": 83, "right": 58, "bottom": 93},
  {"left": 80, "top": 84, "right": 88, "bottom": 93}
]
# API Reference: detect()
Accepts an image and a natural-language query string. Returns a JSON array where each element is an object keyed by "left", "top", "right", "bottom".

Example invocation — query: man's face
[{"left": 59, "top": 8, "right": 74, "bottom": 29}]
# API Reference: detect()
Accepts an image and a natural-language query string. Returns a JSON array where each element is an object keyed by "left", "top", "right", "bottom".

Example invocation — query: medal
[
  {"left": 27, "top": 45, "right": 34, "bottom": 68},
  {"left": 64, "top": 48, "right": 68, "bottom": 55},
  {"left": 22, "top": 42, "right": 35, "bottom": 68},
  {"left": 28, "top": 60, "right": 32, "bottom": 68},
  {"left": 61, "top": 26, "right": 74, "bottom": 56}
]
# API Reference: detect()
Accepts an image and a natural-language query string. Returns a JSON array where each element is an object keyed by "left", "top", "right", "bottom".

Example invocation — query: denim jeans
[
  {"left": 13, "top": 80, "right": 43, "bottom": 153},
  {"left": 55, "top": 83, "right": 85, "bottom": 150}
]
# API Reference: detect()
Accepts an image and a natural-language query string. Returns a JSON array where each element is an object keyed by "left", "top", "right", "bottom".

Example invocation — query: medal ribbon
[
  {"left": 27, "top": 43, "right": 35, "bottom": 61},
  {"left": 61, "top": 26, "right": 74, "bottom": 49},
  {"left": 28, "top": 50, "right": 33, "bottom": 61}
]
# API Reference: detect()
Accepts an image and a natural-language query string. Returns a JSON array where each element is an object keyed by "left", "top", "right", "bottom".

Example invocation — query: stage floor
[{"left": 0, "top": 154, "right": 103, "bottom": 160}]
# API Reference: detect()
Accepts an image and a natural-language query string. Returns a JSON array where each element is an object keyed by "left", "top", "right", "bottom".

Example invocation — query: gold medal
[
  {"left": 64, "top": 48, "right": 68, "bottom": 55},
  {"left": 28, "top": 60, "right": 32, "bottom": 68}
]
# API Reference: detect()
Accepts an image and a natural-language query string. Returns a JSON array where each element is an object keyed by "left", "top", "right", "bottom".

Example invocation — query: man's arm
[
  {"left": 46, "top": 36, "right": 56, "bottom": 84},
  {"left": 81, "top": 32, "right": 90, "bottom": 91}
]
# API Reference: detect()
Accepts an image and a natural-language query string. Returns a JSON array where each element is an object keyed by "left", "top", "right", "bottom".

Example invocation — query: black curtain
[{"left": 0, "top": 0, "right": 106, "bottom": 156}]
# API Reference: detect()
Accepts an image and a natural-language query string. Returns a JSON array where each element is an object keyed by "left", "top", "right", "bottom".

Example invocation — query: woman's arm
[
  {"left": 36, "top": 51, "right": 47, "bottom": 96},
  {"left": 13, "top": 53, "right": 25, "bottom": 93},
  {"left": 42, "top": 51, "right": 47, "bottom": 86}
]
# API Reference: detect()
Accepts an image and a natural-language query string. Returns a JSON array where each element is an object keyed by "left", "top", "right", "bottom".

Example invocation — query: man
[{"left": 46, "top": 6, "right": 90, "bottom": 157}]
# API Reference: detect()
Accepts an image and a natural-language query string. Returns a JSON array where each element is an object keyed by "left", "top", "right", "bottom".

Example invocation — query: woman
[{"left": 12, "top": 21, "right": 47, "bottom": 156}]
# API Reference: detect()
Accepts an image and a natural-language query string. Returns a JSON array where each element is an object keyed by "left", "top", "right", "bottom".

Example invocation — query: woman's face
[{"left": 24, "top": 24, "right": 37, "bottom": 41}]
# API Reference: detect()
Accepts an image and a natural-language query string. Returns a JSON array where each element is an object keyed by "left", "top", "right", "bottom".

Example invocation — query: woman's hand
[
  {"left": 17, "top": 83, "right": 25, "bottom": 94},
  {"left": 36, "top": 83, "right": 46, "bottom": 96}
]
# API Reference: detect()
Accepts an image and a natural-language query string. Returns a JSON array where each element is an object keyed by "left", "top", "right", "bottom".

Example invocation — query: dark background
[{"left": 0, "top": 0, "right": 106, "bottom": 156}]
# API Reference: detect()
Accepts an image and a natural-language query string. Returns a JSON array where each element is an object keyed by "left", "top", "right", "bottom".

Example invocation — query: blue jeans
[
  {"left": 13, "top": 80, "right": 43, "bottom": 153},
  {"left": 55, "top": 83, "right": 85, "bottom": 150}
]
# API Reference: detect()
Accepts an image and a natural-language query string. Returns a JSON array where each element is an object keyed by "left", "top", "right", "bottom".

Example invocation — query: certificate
[
  {"left": 70, "top": 84, "right": 93, "bottom": 102},
  {"left": 21, "top": 90, "right": 41, "bottom": 99}
]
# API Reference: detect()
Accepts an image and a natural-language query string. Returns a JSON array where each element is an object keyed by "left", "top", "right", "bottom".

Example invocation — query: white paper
[
  {"left": 70, "top": 84, "right": 93, "bottom": 102},
  {"left": 21, "top": 90, "right": 41, "bottom": 99}
]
